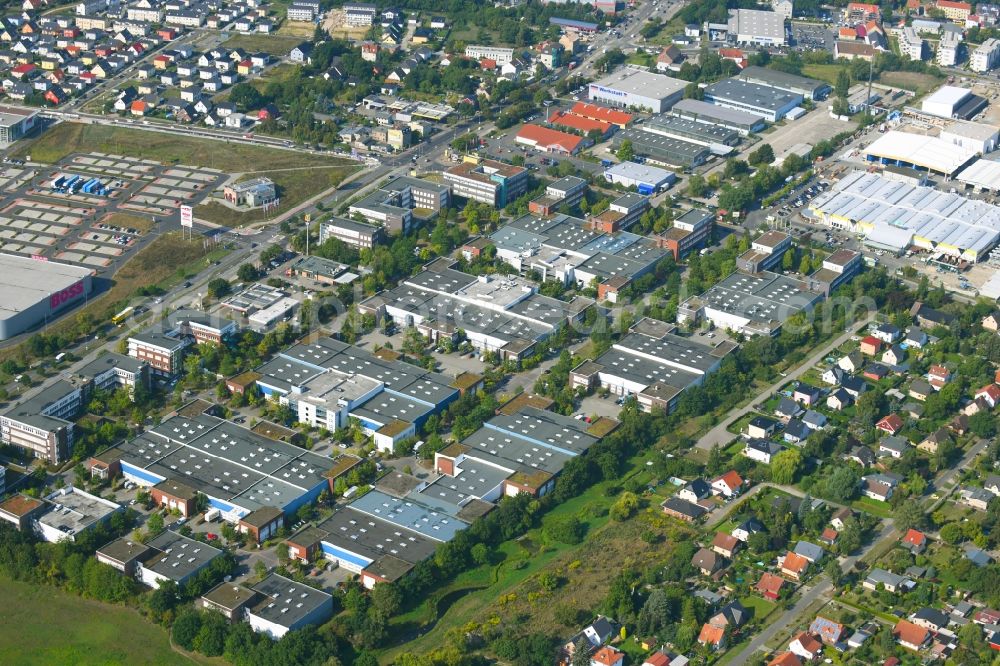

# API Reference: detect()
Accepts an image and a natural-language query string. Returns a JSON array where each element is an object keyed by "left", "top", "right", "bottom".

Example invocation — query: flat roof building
[
  {"left": 319, "top": 216, "right": 385, "bottom": 250},
  {"left": 444, "top": 158, "right": 528, "bottom": 208},
  {"left": 922, "top": 85, "right": 974, "bottom": 118},
  {"left": 288, "top": 255, "right": 354, "bottom": 285},
  {"left": 0, "top": 253, "right": 94, "bottom": 340},
  {"left": 808, "top": 169, "right": 1000, "bottom": 262},
  {"left": 32, "top": 486, "right": 121, "bottom": 543},
  {"left": 679, "top": 270, "right": 824, "bottom": 336},
  {"left": 736, "top": 65, "right": 830, "bottom": 100},
  {"left": 138, "top": 530, "right": 223, "bottom": 587},
  {"left": 588, "top": 67, "right": 687, "bottom": 113},
  {"left": 728, "top": 9, "right": 787, "bottom": 46},
  {"left": 0, "top": 106, "right": 38, "bottom": 143},
  {"left": 348, "top": 175, "right": 450, "bottom": 235},
  {"left": 670, "top": 98, "right": 767, "bottom": 135},
  {"left": 603, "top": 161, "right": 677, "bottom": 193},
  {"left": 642, "top": 115, "right": 741, "bottom": 148},
  {"left": 612, "top": 128, "right": 712, "bottom": 168},
  {"left": 704, "top": 78, "right": 803, "bottom": 122},
  {"left": 247, "top": 573, "right": 334, "bottom": 639},
  {"left": 864, "top": 130, "right": 978, "bottom": 177},
  {"left": 224, "top": 177, "right": 276, "bottom": 208}
]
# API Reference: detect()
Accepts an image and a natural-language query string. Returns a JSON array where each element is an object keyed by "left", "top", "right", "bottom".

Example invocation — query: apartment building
[
  {"left": 972, "top": 38, "right": 1000, "bottom": 72},
  {"left": 900, "top": 27, "right": 925, "bottom": 60},
  {"left": 443, "top": 159, "right": 528, "bottom": 207},
  {"left": 344, "top": 3, "right": 377, "bottom": 27},
  {"left": 937, "top": 31, "right": 960, "bottom": 66},
  {"left": 464, "top": 45, "right": 515, "bottom": 64}
]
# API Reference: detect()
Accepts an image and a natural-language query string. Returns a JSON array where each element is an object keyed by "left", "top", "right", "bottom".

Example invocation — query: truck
[
  {"left": 112, "top": 306, "right": 134, "bottom": 325},
  {"left": 204, "top": 508, "right": 221, "bottom": 522},
  {"left": 63, "top": 175, "right": 80, "bottom": 191},
  {"left": 600, "top": 159, "right": 613, "bottom": 167}
]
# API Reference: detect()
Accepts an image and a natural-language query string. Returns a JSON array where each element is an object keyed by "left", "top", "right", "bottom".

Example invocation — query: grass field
[
  {"left": 222, "top": 33, "right": 304, "bottom": 53},
  {"left": 0, "top": 578, "right": 206, "bottom": 665},
  {"left": 878, "top": 70, "right": 942, "bottom": 95},
  {"left": 801, "top": 64, "right": 844, "bottom": 86},
  {"left": 11, "top": 122, "right": 349, "bottom": 172},
  {"left": 0, "top": 232, "right": 225, "bottom": 363}
]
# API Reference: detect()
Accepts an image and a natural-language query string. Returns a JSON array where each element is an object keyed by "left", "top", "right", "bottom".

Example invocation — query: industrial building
[
  {"left": 23, "top": 486, "right": 122, "bottom": 543},
  {"left": 443, "top": 159, "right": 528, "bottom": 208},
  {"left": 727, "top": 9, "right": 787, "bottom": 46},
  {"left": 956, "top": 159, "right": 1000, "bottom": 192},
  {"left": 737, "top": 230, "right": 792, "bottom": 273},
  {"left": 253, "top": 335, "right": 460, "bottom": 451},
  {"left": 137, "top": 530, "right": 223, "bottom": 587},
  {"left": 319, "top": 216, "right": 385, "bottom": 250},
  {"left": 704, "top": 79, "right": 803, "bottom": 122},
  {"left": 920, "top": 85, "right": 988, "bottom": 119},
  {"left": 246, "top": 573, "right": 334, "bottom": 639},
  {"left": 678, "top": 270, "right": 824, "bottom": 336},
  {"left": 570, "top": 318, "right": 736, "bottom": 413},
  {"left": 863, "top": 130, "right": 978, "bottom": 177},
  {"left": 588, "top": 67, "right": 687, "bottom": 113},
  {"left": 807, "top": 249, "right": 863, "bottom": 296},
  {"left": 128, "top": 310, "right": 236, "bottom": 377},
  {"left": 0, "top": 106, "right": 38, "bottom": 143},
  {"left": 528, "top": 176, "right": 588, "bottom": 216},
  {"left": 287, "top": 256, "right": 356, "bottom": 285},
  {"left": 603, "top": 161, "right": 677, "bottom": 193},
  {"left": 359, "top": 260, "right": 593, "bottom": 365},
  {"left": 612, "top": 128, "right": 712, "bottom": 169},
  {"left": 348, "top": 176, "right": 450, "bottom": 235},
  {"left": 0, "top": 253, "right": 94, "bottom": 340},
  {"left": 939, "top": 120, "right": 1000, "bottom": 154},
  {"left": 735, "top": 66, "right": 830, "bottom": 100},
  {"left": 809, "top": 170, "right": 1000, "bottom": 261},
  {"left": 670, "top": 98, "right": 767, "bottom": 135},
  {"left": 102, "top": 411, "right": 357, "bottom": 521},
  {"left": 642, "top": 115, "right": 740, "bottom": 149},
  {"left": 515, "top": 124, "right": 589, "bottom": 155},
  {"left": 1, "top": 353, "right": 148, "bottom": 464},
  {"left": 223, "top": 177, "right": 276, "bottom": 208}
]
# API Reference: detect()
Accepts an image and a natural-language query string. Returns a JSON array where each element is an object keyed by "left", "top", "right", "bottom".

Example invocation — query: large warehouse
[
  {"left": 0, "top": 106, "right": 38, "bottom": 143},
  {"left": 864, "top": 130, "right": 978, "bottom": 177},
  {"left": 703, "top": 79, "right": 803, "bottom": 122},
  {"left": 0, "top": 253, "right": 94, "bottom": 340},
  {"left": 808, "top": 170, "right": 1000, "bottom": 262},
  {"left": 603, "top": 161, "right": 677, "bottom": 192},
  {"left": 727, "top": 9, "right": 787, "bottom": 46},
  {"left": 736, "top": 66, "right": 830, "bottom": 100},
  {"left": 588, "top": 67, "right": 687, "bottom": 113},
  {"left": 920, "top": 85, "right": 988, "bottom": 120},
  {"left": 670, "top": 98, "right": 767, "bottom": 135}
]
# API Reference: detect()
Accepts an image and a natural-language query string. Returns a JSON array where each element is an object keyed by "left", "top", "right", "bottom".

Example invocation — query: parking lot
[
  {"left": 0, "top": 152, "right": 227, "bottom": 270},
  {"left": 791, "top": 22, "right": 835, "bottom": 52}
]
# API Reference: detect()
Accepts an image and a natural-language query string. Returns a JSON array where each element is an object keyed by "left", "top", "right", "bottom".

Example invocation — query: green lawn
[
  {"left": 852, "top": 496, "right": 893, "bottom": 519},
  {"left": 0, "top": 577, "right": 206, "bottom": 665},
  {"left": 802, "top": 64, "right": 845, "bottom": 86},
  {"left": 739, "top": 595, "right": 778, "bottom": 622}
]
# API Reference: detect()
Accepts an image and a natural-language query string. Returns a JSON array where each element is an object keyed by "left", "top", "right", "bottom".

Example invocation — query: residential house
[
  {"left": 692, "top": 547, "right": 725, "bottom": 576},
  {"left": 822, "top": 366, "right": 845, "bottom": 385},
  {"left": 876, "top": 414, "right": 904, "bottom": 435},
  {"left": 965, "top": 545, "right": 993, "bottom": 567},
  {"left": 830, "top": 507, "right": 853, "bottom": 531},
  {"left": 732, "top": 517, "right": 764, "bottom": 542},
  {"left": 860, "top": 336, "right": 883, "bottom": 356},
  {"left": 963, "top": 486, "right": 993, "bottom": 511},
  {"left": 841, "top": 375, "right": 868, "bottom": 398},
  {"left": 661, "top": 497, "right": 708, "bottom": 522},
  {"left": 591, "top": 646, "right": 624, "bottom": 666},
  {"left": 985, "top": 474, "right": 1000, "bottom": 496},
  {"left": 873, "top": 323, "right": 901, "bottom": 343},
  {"left": 911, "top": 608, "right": 950, "bottom": 632},
  {"left": 783, "top": 420, "right": 811, "bottom": 444},
  {"left": 893, "top": 619, "right": 931, "bottom": 651},
  {"left": 982, "top": 311, "right": 1000, "bottom": 331},
  {"left": 863, "top": 363, "right": 890, "bottom": 381},
  {"left": 879, "top": 435, "right": 910, "bottom": 459},
  {"left": 905, "top": 326, "right": 928, "bottom": 348},
  {"left": 746, "top": 438, "right": 784, "bottom": 463},
  {"left": 928, "top": 364, "right": 951, "bottom": 389},
  {"left": 975, "top": 384, "right": 1000, "bottom": 408},
  {"left": 711, "top": 471, "right": 743, "bottom": 498},
  {"left": 882, "top": 344, "right": 906, "bottom": 366},
  {"left": 910, "top": 301, "right": 955, "bottom": 329},
  {"left": 862, "top": 477, "right": 894, "bottom": 501},
  {"left": 909, "top": 379, "right": 933, "bottom": 402},
  {"left": 793, "top": 383, "right": 822, "bottom": 406},
  {"left": 802, "top": 410, "right": 826, "bottom": 430},
  {"left": 809, "top": 616, "right": 845, "bottom": 644},
  {"left": 748, "top": 416, "right": 779, "bottom": 439},
  {"left": 864, "top": 568, "right": 912, "bottom": 593},
  {"left": 902, "top": 529, "right": 927, "bottom": 553},
  {"left": 839, "top": 351, "right": 864, "bottom": 372},
  {"left": 768, "top": 653, "right": 803, "bottom": 666},
  {"left": 917, "top": 428, "right": 950, "bottom": 455},
  {"left": 827, "top": 388, "right": 852, "bottom": 411},
  {"left": 819, "top": 527, "right": 839, "bottom": 546},
  {"left": 712, "top": 531, "right": 740, "bottom": 558},
  {"left": 757, "top": 572, "right": 786, "bottom": 600},
  {"left": 677, "top": 479, "right": 712, "bottom": 503},
  {"left": 776, "top": 397, "right": 804, "bottom": 420},
  {"left": 789, "top": 632, "right": 823, "bottom": 661},
  {"left": 697, "top": 623, "right": 726, "bottom": 650},
  {"left": 781, "top": 552, "right": 810, "bottom": 579},
  {"left": 793, "top": 541, "right": 824, "bottom": 563}
]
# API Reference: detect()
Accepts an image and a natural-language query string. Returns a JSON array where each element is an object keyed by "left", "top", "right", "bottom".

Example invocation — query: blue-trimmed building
[{"left": 550, "top": 17, "right": 599, "bottom": 33}]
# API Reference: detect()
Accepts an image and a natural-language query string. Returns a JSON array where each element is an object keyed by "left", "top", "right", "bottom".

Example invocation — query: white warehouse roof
[
  {"left": 957, "top": 159, "right": 1000, "bottom": 191},
  {"left": 921, "top": 85, "right": 972, "bottom": 115},
  {"left": 865, "top": 130, "right": 978, "bottom": 176}
]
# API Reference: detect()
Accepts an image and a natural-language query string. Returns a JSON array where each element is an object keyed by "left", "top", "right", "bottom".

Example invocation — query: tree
[
  {"left": 616, "top": 140, "right": 634, "bottom": 162},
  {"left": 782, "top": 248, "right": 795, "bottom": 271},
  {"left": 770, "top": 448, "right": 802, "bottom": 485},
  {"left": 544, "top": 516, "right": 586, "bottom": 544},
  {"left": 146, "top": 512, "right": 164, "bottom": 537},
  {"left": 684, "top": 82, "right": 704, "bottom": 100},
  {"left": 206, "top": 278, "right": 230, "bottom": 298},
  {"left": 798, "top": 253, "right": 811, "bottom": 275},
  {"left": 748, "top": 143, "right": 774, "bottom": 166},
  {"left": 610, "top": 491, "right": 640, "bottom": 521},
  {"left": 686, "top": 174, "right": 707, "bottom": 198},
  {"left": 172, "top": 610, "right": 202, "bottom": 650},
  {"left": 824, "top": 558, "right": 843, "bottom": 585},
  {"left": 835, "top": 68, "right": 851, "bottom": 99},
  {"left": 707, "top": 444, "right": 725, "bottom": 475},
  {"left": 894, "top": 501, "right": 926, "bottom": 532},
  {"left": 237, "top": 263, "right": 258, "bottom": 282}
]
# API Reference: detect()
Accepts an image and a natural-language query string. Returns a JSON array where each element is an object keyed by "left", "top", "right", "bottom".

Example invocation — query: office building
[
  {"left": 0, "top": 253, "right": 93, "bottom": 340},
  {"left": 128, "top": 310, "right": 235, "bottom": 377},
  {"left": 464, "top": 45, "right": 515, "bottom": 64},
  {"left": 807, "top": 249, "right": 863, "bottom": 296},
  {"left": 737, "top": 230, "right": 792, "bottom": 273},
  {"left": 588, "top": 67, "right": 687, "bottom": 113},
  {"left": 319, "top": 216, "right": 385, "bottom": 250},
  {"left": 655, "top": 208, "right": 714, "bottom": 260},
  {"left": 223, "top": 177, "right": 276, "bottom": 208},
  {"left": 443, "top": 159, "right": 528, "bottom": 207},
  {"left": 704, "top": 79, "right": 803, "bottom": 122},
  {"left": 529, "top": 176, "right": 587, "bottom": 216},
  {"left": 348, "top": 176, "right": 450, "bottom": 235},
  {"left": 32, "top": 486, "right": 121, "bottom": 543}
]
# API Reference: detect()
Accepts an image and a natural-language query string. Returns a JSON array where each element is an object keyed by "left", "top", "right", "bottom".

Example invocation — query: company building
[
  {"left": 246, "top": 573, "right": 334, "bottom": 639},
  {"left": 863, "top": 130, "right": 978, "bottom": 177},
  {"left": 443, "top": 159, "right": 528, "bottom": 207},
  {"left": 128, "top": 310, "right": 236, "bottom": 377},
  {"left": 670, "top": 98, "right": 767, "bottom": 135},
  {"left": 464, "top": 44, "right": 516, "bottom": 64},
  {"left": 570, "top": 318, "right": 736, "bottom": 413},
  {"left": 654, "top": 208, "right": 714, "bottom": 260},
  {"left": 348, "top": 176, "right": 450, "bottom": 235},
  {"left": 319, "top": 216, "right": 386, "bottom": 250},
  {"left": 588, "top": 67, "right": 687, "bottom": 113},
  {"left": 920, "top": 85, "right": 988, "bottom": 119},
  {"left": 603, "top": 161, "right": 677, "bottom": 193},
  {"left": 223, "top": 178, "right": 276, "bottom": 208},
  {"left": 612, "top": 128, "right": 712, "bottom": 168},
  {"left": 727, "top": 9, "right": 787, "bottom": 46},
  {"left": 735, "top": 66, "right": 830, "bottom": 100},
  {"left": 0, "top": 106, "right": 38, "bottom": 143},
  {"left": 0, "top": 253, "right": 94, "bottom": 340},
  {"left": 704, "top": 79, "right": 803, "bottom": 122}
]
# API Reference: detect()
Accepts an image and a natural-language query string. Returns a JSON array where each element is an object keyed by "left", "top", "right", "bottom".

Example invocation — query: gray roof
[
  {"left": 249, "top": 573, "right": 333, "bottom": 628},
  {"left": 793, "top": 540, "right": 825, "bottom": 561},
  {"left": 348, "top": 489, "right": 468, "bottom": 541},
  {"left": 142, "top": 530, "right": 222, "bottom": 582},
  {"left": 671, "top": 97, "right": 767, "bottom": 127},
  {"left": 737, "top": 66, "right": 830, "bottom": 96},
  {"left": 705, "top": 78, "right": 801, "bottom": 113},
  {"left": 0, "top": 252, "right": 92, "bottom": 316},
  {"left": 314, "top": 506, "right": 438, "bottom": 565}
]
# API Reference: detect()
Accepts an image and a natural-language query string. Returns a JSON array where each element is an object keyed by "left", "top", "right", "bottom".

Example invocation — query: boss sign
[{"left": 50, "top": 281, "right": 84, "bottom": 309}]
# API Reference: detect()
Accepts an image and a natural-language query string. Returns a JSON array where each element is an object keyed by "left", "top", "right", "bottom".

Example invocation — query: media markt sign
[{"left": 180, "top": 205, "right": 193, "bottom": 228}]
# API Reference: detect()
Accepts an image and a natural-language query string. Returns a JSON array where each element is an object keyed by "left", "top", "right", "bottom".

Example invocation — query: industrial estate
[{"left": 3, "top": 0, "right": 1000, "bottom": 666}]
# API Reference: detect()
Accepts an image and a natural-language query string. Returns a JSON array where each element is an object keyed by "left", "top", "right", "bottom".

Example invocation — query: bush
[{"left": 543, "top": 516, "right": 586, "bottom": 545}]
